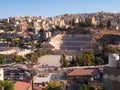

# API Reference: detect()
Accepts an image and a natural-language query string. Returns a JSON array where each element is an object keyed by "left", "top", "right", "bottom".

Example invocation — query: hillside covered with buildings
[{"left": 0, "top": 12, "right": 120, "bottom": 90}]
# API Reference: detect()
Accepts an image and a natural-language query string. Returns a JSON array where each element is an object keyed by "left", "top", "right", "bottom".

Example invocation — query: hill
[{"left": 91, "top": 29, "right": 120, "bottom": 44}]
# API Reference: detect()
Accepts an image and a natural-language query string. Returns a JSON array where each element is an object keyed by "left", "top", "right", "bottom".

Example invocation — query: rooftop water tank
[{"left": 108, "top": 53, "right": 119, "bottom": 68}]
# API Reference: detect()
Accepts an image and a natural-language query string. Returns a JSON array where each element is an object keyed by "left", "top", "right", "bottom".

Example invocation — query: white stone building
[
  {"left": 0, "top": 68, "right": 4, "bottom": 80},
  {"left": 108, "top": 53, "right": 120, "bottom": 68}
]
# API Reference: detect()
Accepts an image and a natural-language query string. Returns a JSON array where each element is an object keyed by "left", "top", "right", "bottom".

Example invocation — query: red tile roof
[
  {"left": 14, "top": 81, "right": 31, "bottom": 90},
  {"left": 67, "top": 69, "right": 96, "bottom": 76}
]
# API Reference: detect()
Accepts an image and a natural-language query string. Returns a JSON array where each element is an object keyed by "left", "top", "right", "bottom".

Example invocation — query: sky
[{"left": 0, "top": 0, "right": 120, "bottom": 18}]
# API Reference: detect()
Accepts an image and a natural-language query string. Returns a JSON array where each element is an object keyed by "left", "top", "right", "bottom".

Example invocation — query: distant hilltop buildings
[
  {"left": 1, "top": 12, "right": 120, "bottom": 33},
  {"left": 0, "top": 12, "right": 120, "bottom": 53}
]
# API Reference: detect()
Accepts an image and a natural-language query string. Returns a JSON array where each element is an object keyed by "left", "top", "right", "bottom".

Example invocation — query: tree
[
  {"left": 99, "top": 22, "right": 106, "bottom": 28},
  {"left": 107, "top": 20, "right": 111, "bottom": 29},
  {"left": 44, "top": 81, "right": 62, "bottom": 90},
  {"left": 86, "top": 19, "right": 92, "bottom": 27},
  {"left": 79, "top": 84, "right": 89, "bottom": 90},
  {"left": 26, "top": 53, "right": 38, "bottom": 64},
  {"left": 0, "top": 55, "right": 6, "bottom": 64},
  {"left": 0, "top": 81, "right": 14, "bottom": 90},
  {"left": 76, "top": 56, "right": 83, "bottom": 66},
  {"left": 82, "top": 54, "right": 91, "bottom": 66},
  {"left": 60, "top": 54, "right": 68, "bottom": 67},
  {"left": 12, "top": 55, "right": 26, "bottom": 63},
  {"left": 103, "top": 46, "right": 115, "bottom": 54},
  {"left": 36, "top": 50, "right": 48, "bottom": 57},
  {"left": 70, "top": 56, "right": 76, "bottom": 66},
  {"left": 94, "top": 57, "right": 104, "bottom": 65},
  {"left": 10, "top": 38, "right": 20, "bottom": 47},
  {"left": 102, "top": 45, "right": 115, "bottom": 64}
]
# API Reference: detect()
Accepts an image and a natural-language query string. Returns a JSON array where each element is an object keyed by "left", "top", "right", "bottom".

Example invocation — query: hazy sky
[{"left": 0, "top": 0, "right": 120, "bottom": 18}]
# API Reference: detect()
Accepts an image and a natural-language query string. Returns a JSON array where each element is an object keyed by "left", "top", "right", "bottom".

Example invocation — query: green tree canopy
[
  {"left": 99, "top": 22, "right": 106, "bottom": 28},
  {"left": 69, "top": 51, "right": 107, "bottom": 66},
  {"left": 76, "top": 56, "right": 84, "bottom": 66},
  {"left": 0, "top": 81, "right": 14, "bottom": 90},
  {"left": 44, "top": 81, "right": 62, "bottom": 90},
  {"left": 93, "top": 57, "right": 104, "bottom": 65},
  {"left": 26, "top": 52, "right": 39, "bottom": 64},
  {"left": 82, "top": 54, "right": 92, "bottom": 66},
  {"left": 0, "top": 55, "right": 6, "bottom": 64},
  {"left": 60, "top": 54, "right": 68, "bottom": 67},
  {"left": 103, "top": 46, "right": 115, "bottom": 54},
  {"left": 12, "top": 55, "right": 26, "bottom": 63},
  {"left": 79, "top": 84, "right": 89, "bottom": 90}
]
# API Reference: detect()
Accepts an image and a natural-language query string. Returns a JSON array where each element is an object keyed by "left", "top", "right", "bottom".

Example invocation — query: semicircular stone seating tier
[
  {"left": 116, "top": 75, "right": 120, "bottom": 82},
  {"left": 109, "top": 75, "right": 116, "bottom": 81},
  {"left": 103, "top": 74, "right": 109, "bottom": 79}
]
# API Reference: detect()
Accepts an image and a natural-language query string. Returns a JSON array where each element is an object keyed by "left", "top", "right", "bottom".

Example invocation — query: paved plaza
[{"left": 38, "top": 55, "right": 72, "bottom": 67}]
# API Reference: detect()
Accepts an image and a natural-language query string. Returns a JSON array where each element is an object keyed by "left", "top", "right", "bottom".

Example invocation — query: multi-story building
[
  {"left": 67, "top": 68, "right": 101, "bottom": 90},
  {"left": 0, "top": 68, "right": 4, "bottom": 81},
  {"left": 91, "top": 16, "right": 97, "bottom": 26}
]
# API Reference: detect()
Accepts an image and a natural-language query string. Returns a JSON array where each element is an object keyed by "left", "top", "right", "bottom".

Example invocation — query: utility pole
[
  {"left": 31, "top": 69, "right": 34, "bottom": 90},
  {"left": 29, "top": 61, "right": 34, "bottom": 90},
  {"left": 10, "top": 73, "right": 14, "bottom": 82},
  {"left": 31, "top": 77, "right": 34, "bottom": 90}
]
